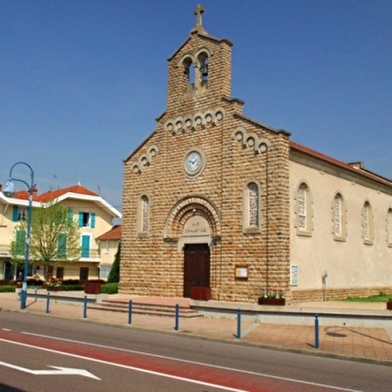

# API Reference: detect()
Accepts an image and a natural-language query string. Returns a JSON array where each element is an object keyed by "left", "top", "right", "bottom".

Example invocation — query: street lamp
[{"left": 3, "top": 162, "right": 34, "bottom": 310}]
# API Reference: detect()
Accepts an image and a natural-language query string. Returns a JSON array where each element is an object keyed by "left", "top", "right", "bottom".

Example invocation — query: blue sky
[{"left": 1, "top": 0, "right": 392, "bottom": 211}]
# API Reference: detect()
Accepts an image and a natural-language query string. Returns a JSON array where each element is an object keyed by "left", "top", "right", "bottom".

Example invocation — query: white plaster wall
[{"left": 290, "top": 154, "right": 392, "bottom": 292}]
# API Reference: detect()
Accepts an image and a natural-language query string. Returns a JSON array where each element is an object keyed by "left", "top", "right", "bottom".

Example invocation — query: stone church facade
[{"left": 120, "top": 6, "right": 392, "bottom": 303}]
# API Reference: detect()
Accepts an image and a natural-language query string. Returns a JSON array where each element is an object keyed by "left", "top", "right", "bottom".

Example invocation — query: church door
[{"left": 183, "top": 244, "right": 210, "bottom": 297}]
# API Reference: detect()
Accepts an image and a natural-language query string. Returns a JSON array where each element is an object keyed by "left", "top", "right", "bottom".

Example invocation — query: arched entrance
[{"left": 164, "top": 195, "right": 221, "bottom": 299}]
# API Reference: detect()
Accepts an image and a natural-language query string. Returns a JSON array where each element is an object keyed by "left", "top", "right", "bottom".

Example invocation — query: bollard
[
  {"left": 236, "top": 308, "right": 242, "bottom": 339},
  {"left": 315, "top": 313, "right": 320, "bottom": 349},
  {"left": 128, "top": 300, "right": 133, "bottom": 325},
  {"left": 174, "top": 304, "right": 179, "bottom": 331},
  {"left": 83, "top": 296, "right": 88, "bottom": 319},
  {"left": 35, "top": 288, "right": 38, "bottom": 303},
  {"left": 46, "top": 292, "right": 50, "bottom": 314}
]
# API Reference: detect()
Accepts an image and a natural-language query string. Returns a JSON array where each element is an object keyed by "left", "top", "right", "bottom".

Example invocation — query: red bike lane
[{"left": 0, "top": 329, "right": 352, "bottom": 392}]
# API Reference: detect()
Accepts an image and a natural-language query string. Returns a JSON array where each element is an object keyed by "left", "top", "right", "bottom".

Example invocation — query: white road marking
[
  {"left": 0, "top": 361, "right": 100, "bottom": 380},
  {"left": 0, "top": 338, "right": 246, "bottom": 392},
  {"left": 21, "top": 331, "right": 363, "bottom": 392}
]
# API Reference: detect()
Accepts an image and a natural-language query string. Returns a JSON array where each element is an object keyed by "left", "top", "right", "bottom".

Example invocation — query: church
[{"left": 120, "top": 5, "right": 392, "bottom": 303}]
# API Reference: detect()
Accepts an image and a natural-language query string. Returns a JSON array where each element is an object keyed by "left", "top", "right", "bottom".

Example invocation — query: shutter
[
  {"left": 90, "top": 213, "right": 96, "bottom": 228},
  {"left": 12, "top": 206, "right": 19, "bottom": 222},
  {"left": 78, "top": 212, "right": 83, "bottom": 227},
  {"left": 57, "top": 233, "right": 67, "bottom": 258},
  {"left": 67, "top": 209, "right": 74, "bottom": 226}
]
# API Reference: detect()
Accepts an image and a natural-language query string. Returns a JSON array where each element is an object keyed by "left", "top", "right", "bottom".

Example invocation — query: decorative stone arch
[{"left": 164, "top": 195, "right": 221, "bottom": 251}]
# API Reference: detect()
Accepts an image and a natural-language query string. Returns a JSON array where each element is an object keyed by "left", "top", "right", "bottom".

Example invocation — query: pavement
[{"left": 0, "top": 291, "right": 392, "bottom": 366}]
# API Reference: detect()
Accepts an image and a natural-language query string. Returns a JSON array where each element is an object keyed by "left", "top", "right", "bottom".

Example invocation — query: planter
[
  {"left": 84, "top": 281, "right": 102, "bottom": 294},
  {"left": 387, "top": 301, "right": 392, "bottom": 310},
  {"left": 258, "top": 297, "right": 286, "bottom": 306}
]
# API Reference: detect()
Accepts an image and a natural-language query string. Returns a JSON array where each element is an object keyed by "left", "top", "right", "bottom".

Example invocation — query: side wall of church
[{"left": 289, "top": 151, "right": 392, "bottom": 301}]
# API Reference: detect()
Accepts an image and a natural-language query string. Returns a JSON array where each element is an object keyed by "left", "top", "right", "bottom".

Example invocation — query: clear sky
[{"left": 1, "top": 0, "right": 392, "bottom": 211}]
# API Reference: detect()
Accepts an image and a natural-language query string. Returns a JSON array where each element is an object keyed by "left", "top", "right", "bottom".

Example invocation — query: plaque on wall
[{"left": 235, "top": 265, "right": 248, "bottom": 280}]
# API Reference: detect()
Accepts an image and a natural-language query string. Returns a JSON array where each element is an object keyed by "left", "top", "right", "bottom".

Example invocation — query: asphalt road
[{"left": 0, "top": 311, "right": 390, "bottom": 392}]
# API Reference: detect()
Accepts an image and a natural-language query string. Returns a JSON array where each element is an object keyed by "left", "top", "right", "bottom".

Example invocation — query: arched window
[
  {"left": 243, "top": 181, "right": 260, "bottom": 233},
  {"left": 296, "top": 182, "right": 312, "bottom": 236},
  {"left": 387, "top": 209, "right": 392, "bottom": 246},
  {"left": 362, "top": 201, "right": 373, "bottom": 244},
  {"left": 137, "top": 195, "right": 149, "bottom": 236},
  {"left": 332, "top": 193, "right": 346, "bottom": 241}
]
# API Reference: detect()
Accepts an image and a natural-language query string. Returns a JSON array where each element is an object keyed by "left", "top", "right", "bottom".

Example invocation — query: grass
[{"left": 344, "top": 293, "right": 392, "bottom": 302}]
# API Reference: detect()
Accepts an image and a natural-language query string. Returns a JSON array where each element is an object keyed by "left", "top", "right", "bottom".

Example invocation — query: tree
[
  {"left": 10, "top": 200, "right": 81, "bottom": 281},
  {"left": 107, "top": 242, "right": 120, "bottom": 283}
]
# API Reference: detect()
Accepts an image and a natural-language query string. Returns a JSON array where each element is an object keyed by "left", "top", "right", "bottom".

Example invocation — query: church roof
[{"left": 290, "top": 141, "right": 392, "bottom": 187}]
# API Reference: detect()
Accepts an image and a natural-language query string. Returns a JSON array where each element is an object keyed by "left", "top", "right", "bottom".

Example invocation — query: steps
[{"left": 89, "top": 298, "right": 203, "bottom": 319}]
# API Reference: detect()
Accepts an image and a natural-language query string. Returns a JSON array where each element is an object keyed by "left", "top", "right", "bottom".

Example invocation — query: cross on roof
[{"left": 194, "top": 4, "right": 204, "bottom": 28}]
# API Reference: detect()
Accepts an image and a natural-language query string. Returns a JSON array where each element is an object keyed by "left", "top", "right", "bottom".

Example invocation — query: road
[{"left": 0, "top": 311, "right": 390, "bottom": 391}]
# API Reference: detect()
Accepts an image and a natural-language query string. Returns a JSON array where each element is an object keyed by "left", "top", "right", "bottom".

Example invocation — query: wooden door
[{"left": 184, "top": 244, "right": 210, "bottom": 297}]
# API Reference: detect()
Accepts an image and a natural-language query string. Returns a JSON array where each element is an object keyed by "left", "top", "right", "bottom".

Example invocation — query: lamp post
[{"left": 3, "top": 162, "right": 34, "bottom": 310}]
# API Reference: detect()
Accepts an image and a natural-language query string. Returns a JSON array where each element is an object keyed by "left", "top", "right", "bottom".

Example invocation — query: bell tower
[{"left": 166, "top": 5, "right": 233, "bottom": 113}]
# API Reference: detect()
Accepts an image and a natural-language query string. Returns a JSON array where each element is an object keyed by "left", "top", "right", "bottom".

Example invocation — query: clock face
[
  {"left": 183, "top": 149, "right": 205, "bottom": 177},
  {"left": 186, "top": 152, "right": 201, "bottom": 172}
]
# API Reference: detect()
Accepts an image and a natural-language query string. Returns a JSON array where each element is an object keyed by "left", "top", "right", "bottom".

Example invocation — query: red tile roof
[
  {"left": 37, "top": 184, "right": 98, "bottom": 203},
  {"left": 290, "top": 141, "right": 392, "bottom": 187},
  {"left": 96, "top": 225, "right": 121, "bottom": 241}
]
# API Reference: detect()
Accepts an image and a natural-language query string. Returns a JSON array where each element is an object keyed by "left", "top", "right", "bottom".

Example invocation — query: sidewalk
[{"left": 1, "top": 292, "right": 391, "bottom": 366}]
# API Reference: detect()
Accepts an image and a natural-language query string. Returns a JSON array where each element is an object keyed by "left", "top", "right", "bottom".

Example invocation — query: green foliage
[
  {"left": 107, "top": 242, "right": 120, "bottom": 283},
  {"left": 101, "top": 282, "right": 118, "bottom": 294},
  {"left": 0, "top": 285, "right": 16, "bottom": 293},
  {"left": 10, "top": 200, "right": 81, "bottom": 279}
]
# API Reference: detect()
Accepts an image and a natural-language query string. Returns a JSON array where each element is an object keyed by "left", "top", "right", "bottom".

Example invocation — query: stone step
[{"left": 89, "top": 299, "right": 203, "bottom": 318}]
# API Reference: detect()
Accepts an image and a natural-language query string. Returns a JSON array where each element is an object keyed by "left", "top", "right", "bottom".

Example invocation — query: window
[
  {"left": 387, "top": 209, "right": 392, "bottom": 246},
  {"left": 12, "top": 206, "right": 26, "bottom": 222},
  {"left": 333, "top": 193, "right": 347, "bottom": 241},
  {"left": 81, "top": 234, "right": 90, "bottom": 258},
  {"left": 78, "top": 212, "right": 96, "bottom": 228},
  {"left": 243, "top": 181, "right": 260, "bottom": 233},
  {"left": 56, "top": 267, "right": 64, "bottom": 280},
  {"left": 137, "top": 195, "right": 150, "bottom": 235},
  {"left": 296, "top": 182, "right": 312, "bottom": 236},
  {"left": 362, "top": 201, "right": 373, "bottom": 244}
]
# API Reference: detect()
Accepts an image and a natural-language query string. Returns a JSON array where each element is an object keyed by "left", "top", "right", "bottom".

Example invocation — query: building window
[
  {"left": 137, "top": 195, "right": 150, "bottom": 236},
  {"left": 387, "top": 209, "right": 392, "bottom": 246},
  {"left": 332, "top": 192, "right": 346, "bottom": 241},
  {"left": 362, "top": 201, "right": 373, "bottom": 244},
  {"left": 12, "top": 206, "right": 27, "bottom": 222},
  {"left": 78, "top": 212, "right": 96, "bottom": 228},
  {"left": 243, "top": 181, "right": 260, "bottom": 233},
  {"left": 56, "top": 267, "right": 64, "bottom": 280},
  {"left": 296, "top": 182, "right": 312, "bottom": 236}
]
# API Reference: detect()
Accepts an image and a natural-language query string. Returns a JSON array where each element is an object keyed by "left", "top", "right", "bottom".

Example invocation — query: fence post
[
  {"left": 236, "top": 308, "right": 242, "bottom": 339},
  {"left": 174, "top": 304, "right": 179, "bottom": 331},
  {"left": 46, "top": 292, "right": 50, "bottom": 314},
  {"left": 83, "top": 296, "right": 88, "bottom": 319},
  {"left": 315, "top": 314, "right": 320, "bottom": 349},
  {"left": 128, "top": 300, "right": 133, "bottom": 325}
]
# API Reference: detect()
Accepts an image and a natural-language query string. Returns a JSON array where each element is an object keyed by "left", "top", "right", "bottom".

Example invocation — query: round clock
[
  {"left": 184, "top": 148, "right": 205, "bottom": 177},
  {"left": 186, "top": 152, "right": 201, "bottom": 172}
]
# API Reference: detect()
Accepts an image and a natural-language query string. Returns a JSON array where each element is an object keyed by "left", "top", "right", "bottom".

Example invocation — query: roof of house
[
  {"left": 37, "top": 184, "right": 98, "bottom": 203},
  {"left": 96, "top": 225, "right": 121, "bottom": 241},
  {"left": 0, "top": 183, "right": 122, "bottom": 219}
]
